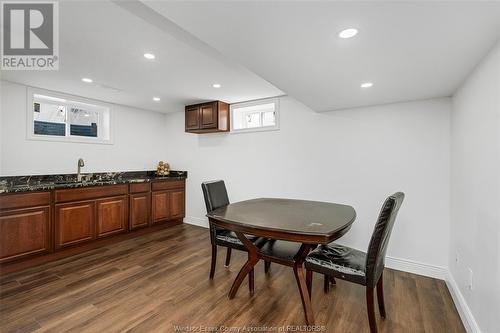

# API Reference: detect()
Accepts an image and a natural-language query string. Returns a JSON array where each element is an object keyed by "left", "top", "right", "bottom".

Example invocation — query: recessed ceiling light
[
  {"left": 81, "top": 78, "right": 93, "bottom": 83},
  {"left": 144, "top": 53, "right": 155, "bottom": 60},
  {"left": 361, "top": 82, "right": 374, "bottom": 88},
  {"left": 212, "top": 83, "right": 221, "bottom": 88},
  {"left": 338, "top": 28, "right": 358, "bottom": 39},
  {"left": 153, "top": 97, "right": 160, "bottom": 102}
]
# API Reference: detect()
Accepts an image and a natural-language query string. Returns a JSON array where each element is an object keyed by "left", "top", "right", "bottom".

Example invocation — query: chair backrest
[
  {"left": 201, "top": 180, "right": 230, "bottom": 214},
  {"left": 365, "top": 192, "right": 405, "bottom": 287}
]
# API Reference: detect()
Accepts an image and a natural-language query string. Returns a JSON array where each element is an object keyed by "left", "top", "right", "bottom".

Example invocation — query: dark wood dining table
[{"left": 207, "top": 198, "right": 356, "bottom": 325}]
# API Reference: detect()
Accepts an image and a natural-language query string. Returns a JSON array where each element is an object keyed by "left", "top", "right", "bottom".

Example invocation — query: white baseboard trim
[
  {"left": 184, "top": 216, "right": 209, "bottom": 228},
  {"left": 445, "top": 272, "right": 481, "bottom": 333},
  {"left": 181, "top": 219, "right": 479, "bottom": 332},
  {"left": 385, "top": 256, "right": 447, "bottom": 280}
]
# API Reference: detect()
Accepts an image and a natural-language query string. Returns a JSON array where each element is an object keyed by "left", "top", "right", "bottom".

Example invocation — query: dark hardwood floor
[{"left": 0, "top": 224, "right": 465, "bottom": 333}]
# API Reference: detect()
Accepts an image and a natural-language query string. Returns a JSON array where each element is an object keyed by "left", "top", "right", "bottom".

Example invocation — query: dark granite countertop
[{"left": 0, "top": 170, "right": 187, "bottom": 194}]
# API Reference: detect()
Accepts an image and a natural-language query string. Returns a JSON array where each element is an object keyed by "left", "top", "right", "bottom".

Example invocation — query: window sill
[
  {"left": 27, "top": 134, "right": 114, "bottom": 145},
  {"left": 230, "top": 126, "right": 280, "bottom": 134}
]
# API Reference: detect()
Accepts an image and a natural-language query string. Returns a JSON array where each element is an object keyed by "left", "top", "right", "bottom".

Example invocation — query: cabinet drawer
[
  {"left": 55, "top": 185, "right": 128, "bottom": 203},
  {"left": 0, "top": 192, "right": 50, "bottom": 210},
  {"left": 0, "top": 206, "right": 51, "bottom": 263},
  {"left": 151, "top": 180, "right": 185, "bottom": 191},
  {"left": 129, "top": 182, "right": 150, "bottom": 193}
]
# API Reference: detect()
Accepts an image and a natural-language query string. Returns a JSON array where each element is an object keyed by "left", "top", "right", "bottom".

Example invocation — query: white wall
[
  {"left": 450, "top": 41, "right": 500, "bottom": 333},
  {"left": 163, "top": 97, "right": 451, "bottom": 269},
  {"left": 0, "top": 81, "right": 168, "bottom": 176}
]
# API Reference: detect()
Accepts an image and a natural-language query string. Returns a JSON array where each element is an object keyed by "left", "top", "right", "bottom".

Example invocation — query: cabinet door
[
  {"left": 55, "top": 201, "right": 96, "bottom": 248},
  {"left": 200, "top": 103, "right": 217, "bottom": 129},
  {"left": 151, "top": 191, "right": 170, "bottom": 223},
  {"left": 0, "top": 206, "right": 51, "bottom": 263},
  {"left": 130, "top": 193, "right": 150, "bottom": 230},
  {"left": 185, "top": 106, "right": 200, "bottom": 130},
  {"left": 169, "top": 190, "right": 185, "bottom": 220},
  {"left": 96, "top": 196, "right": 127, "bottom": 238}
]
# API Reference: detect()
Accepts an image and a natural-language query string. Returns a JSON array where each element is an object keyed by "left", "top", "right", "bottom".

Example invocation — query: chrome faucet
[{"left": 77, "top": 158, "right": 85, "bottom": 182}]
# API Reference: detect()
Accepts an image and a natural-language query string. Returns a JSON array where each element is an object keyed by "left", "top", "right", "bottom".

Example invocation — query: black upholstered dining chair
[
  {"left": 201, "top": 180, "right": 270, "bottom": 280},
  {"left": 305, "top": 192, "right": 405, "bottom": 333}
]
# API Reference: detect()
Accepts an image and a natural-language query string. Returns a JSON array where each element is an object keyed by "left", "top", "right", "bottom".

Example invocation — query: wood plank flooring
[{"left": 0, "top": 224, "right": 465, "bottom": 333}]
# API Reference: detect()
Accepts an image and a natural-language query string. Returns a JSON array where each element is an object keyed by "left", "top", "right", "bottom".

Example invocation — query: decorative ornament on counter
[{"left": 156, "top": 161, "right": 170, "bottom": 176}]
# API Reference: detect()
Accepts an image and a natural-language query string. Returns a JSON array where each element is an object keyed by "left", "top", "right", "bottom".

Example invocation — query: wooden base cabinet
[
  {"left": 151, "top": 180, "right": 186, "bottom": 224},
  {"left": 0, "top": 179, "right": 185, "bottom": 269},
  {"left": 55, "top": 201, "right": 96, "bottom": 248},
  {"left": 152, "top": 191, "right": 170, "bottom": 223},
  {"left": 169, "top": 189, "right": 185, "bottom": 220},
  {"left": 130, "top": 193, "right": 150, "bottom": 230},
  {"left": 97, "top": 196, "right": 128, "bottom": 237},
  {"left": 0, "top": 206, "right": 51, "bottom": 263}
]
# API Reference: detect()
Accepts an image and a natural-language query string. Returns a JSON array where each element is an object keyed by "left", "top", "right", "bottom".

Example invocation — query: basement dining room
[{"left": 1, "top": 1, "right": 499, "bottom": 333}]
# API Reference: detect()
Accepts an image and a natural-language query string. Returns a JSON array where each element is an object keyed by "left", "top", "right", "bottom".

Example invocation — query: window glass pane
[
  {"left": 33, "top": 102, "right": 66, "bottom": 136},
  {"left": 69, "top": 107, "right": 99, "bottom": 137},
  {"left": 262, "top": 111, "right": 276, "bottom": 127},
  {"left": 30, "top": 91, "right": 112, "bottom": 143},
  {"left": 232, "top": 101, "right": 277, "bottom": 130},
  {"left": 245, "top": 112, "right": 261, "bottom": 128}
]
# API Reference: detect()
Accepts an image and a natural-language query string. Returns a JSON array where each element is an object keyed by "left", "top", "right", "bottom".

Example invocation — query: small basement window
[
  {"left": 27, "top": 88, "right": 113, "bottom": 144},
  {"left": 230, "top": 98, "right": 279, "bottom": 133}
]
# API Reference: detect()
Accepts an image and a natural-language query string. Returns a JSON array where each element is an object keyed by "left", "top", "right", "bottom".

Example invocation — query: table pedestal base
[{"left": 228, "top": 232, "right": 315, "bottom": 325}]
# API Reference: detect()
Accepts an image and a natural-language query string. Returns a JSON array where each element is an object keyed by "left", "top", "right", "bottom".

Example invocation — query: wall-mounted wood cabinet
[{"left": 185, "top": 101, "right": 230, "bottom": 133}]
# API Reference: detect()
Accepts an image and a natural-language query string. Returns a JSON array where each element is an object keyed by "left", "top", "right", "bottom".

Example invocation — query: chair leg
[
  {"left": 248, "top": 268, "right": 254, "bottom": 295},
  {"left": 330, "top": 275, "right": 336, "bottom": 285},
  {"left": 225, "top": 248, "right": 232, "bottom": 267},
  {"left": 376, "top": 274, "right": 386, "bottom": 318},
  {"left": 366, "top": 287, "right": 378, "bottom": 333},
  {"left": 306, "top": 270, "right": 313, "bottom": 299},
  {"left": 209, "top": 245, "right": 217, "bottom": 279},
  {"left": 264, "top": 260, "right": 271, "bottom": 273},
  {"left": 324, "top": 275, "right": 330, "bottom": 293}
]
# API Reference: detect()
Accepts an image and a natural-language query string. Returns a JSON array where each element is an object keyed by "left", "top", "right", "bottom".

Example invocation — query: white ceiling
[
  {"left": 144, "top": 0, "right": 500, "bottom": 112},
  {"left": 1, "top": 1, "right": 499, "bottom": 113},
  {"left": 0, "top": 1, "right": 283, "bottom": 113}
]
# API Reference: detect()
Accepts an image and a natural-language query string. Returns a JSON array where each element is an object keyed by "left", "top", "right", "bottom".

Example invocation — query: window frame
[
  {"left": 26, "top": 87, "right": 114, "bottom": 145},
  {"left": 230, "top": 98, "right": 280, "bottom": 134}
]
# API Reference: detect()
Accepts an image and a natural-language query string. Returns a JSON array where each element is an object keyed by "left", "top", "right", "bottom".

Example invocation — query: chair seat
[
  {"left": 305, "top": 243, "right": 367, "bottom": 285},
  {"left": 258, "top": 239, "right": 303, "bottom": 262},
  {"left": 215, "top": 229, "right": 265, "bottom": 250}
]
